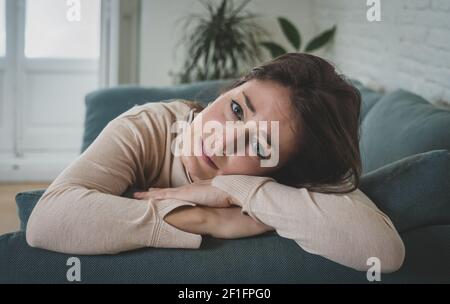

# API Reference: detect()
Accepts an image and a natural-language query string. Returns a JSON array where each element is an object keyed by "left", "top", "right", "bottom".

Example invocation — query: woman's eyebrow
[{"left": 242, "top": 91, "right": 256, "bottom": 115}]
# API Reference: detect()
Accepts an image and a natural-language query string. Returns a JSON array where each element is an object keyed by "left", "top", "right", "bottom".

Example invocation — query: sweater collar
[
  {"left": 183, "top": 109, "right": 198, "bottom": 184},
  {"left": 172, "top": 108, "right": 197, "bottom": 186}
]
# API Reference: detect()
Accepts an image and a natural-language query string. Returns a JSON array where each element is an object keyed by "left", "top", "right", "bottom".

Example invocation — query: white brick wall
[
  {"left": 139, "top": 0, "right": 450, "bottom": 107},
  {"left": 308, "top": 0, "right": 450, "bottom": 107},
  {"left": 139, "top": 0, "right": 314, "bottom": 86}
]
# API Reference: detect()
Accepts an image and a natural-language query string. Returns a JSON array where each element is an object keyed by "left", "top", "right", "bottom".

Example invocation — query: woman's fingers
[
  {"left": 132, "top": 181, "right": 231, "bottom": 207},
  {"left": 132, "top": 192, "right": 149, "bottom": 199},
  {"left": 205, "top": 207, "right": 274, "bottom": 239},
  {"left": 147, "top": 187, "right": 161, "bottom": 191}
]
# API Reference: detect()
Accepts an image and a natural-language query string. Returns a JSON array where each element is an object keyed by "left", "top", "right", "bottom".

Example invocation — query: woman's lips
[{"left": 201, "top": 139, "right": 218, "bottom": 170}]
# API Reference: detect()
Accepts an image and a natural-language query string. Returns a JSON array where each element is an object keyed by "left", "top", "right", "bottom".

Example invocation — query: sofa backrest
[
  {"left": 360, "top": 89, "right": 450, "bottom": 173},
  {"left": 349, "top": 79, "right": 383, "bottom": 122}
]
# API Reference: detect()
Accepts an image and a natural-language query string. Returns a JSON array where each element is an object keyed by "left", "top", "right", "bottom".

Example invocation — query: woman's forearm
[
  {"left": 163, "top": 205, "right": 210, "bottom": 235},
  {"left": 27, "top": 186, "right": 204, "bottom": 254},
  {"left": 163, "top": 205, "right": 274, "bottom": 239},
  {"left": 212, "top": 175, "right": 405, "bottom": 272}
]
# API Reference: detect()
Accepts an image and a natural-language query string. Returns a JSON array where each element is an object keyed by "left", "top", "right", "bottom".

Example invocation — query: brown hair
[
  {"left": 181, "top": 100, "right": 206, "bottom": 113},
  {"left": 219, "top": 52, "right": 362, "bottom": 194}
]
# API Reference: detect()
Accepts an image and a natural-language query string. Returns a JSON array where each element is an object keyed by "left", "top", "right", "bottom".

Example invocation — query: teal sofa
[{"left": 1, "top": 79, "right": 449, "bottom": 283}]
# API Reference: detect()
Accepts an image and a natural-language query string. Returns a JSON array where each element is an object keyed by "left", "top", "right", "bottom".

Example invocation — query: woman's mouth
[{"left": 201, "top": 139, "right": 218, "bottom": 170}]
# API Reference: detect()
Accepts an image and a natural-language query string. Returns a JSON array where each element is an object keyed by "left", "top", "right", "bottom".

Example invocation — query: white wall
[
  {"left": 119, "top": 0, "right": 140, "bottom": 84},
  {"left": 139, "top": 0, "right": 315, "bottom": 86},
  {"left": 311, "top": 0, "right": 450, "bottom": 107},
  {"left": 139, "top": 0, "right": 450, "bottom": 107}
]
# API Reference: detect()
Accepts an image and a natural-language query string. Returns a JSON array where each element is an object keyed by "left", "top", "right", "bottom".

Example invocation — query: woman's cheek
[{"left": 222, "top": 156, "right": 260, "bottom": 175}]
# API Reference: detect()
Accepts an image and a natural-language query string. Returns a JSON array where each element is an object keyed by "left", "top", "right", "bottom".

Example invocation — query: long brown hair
[{"left": 184, "top": 52, "right": 362, "bottom": 194}]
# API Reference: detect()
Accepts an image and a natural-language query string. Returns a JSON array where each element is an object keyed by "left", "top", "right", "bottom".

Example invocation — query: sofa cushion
[
  {"left": 359, "top": 150, "right": 450, "bottom": 232},
  {"left": 1, "top": 224, "right": 448, "bottom": 283},
  {"left": 15, "top": 190, "right": 46, "bottom": 231},
  {"left": 349, "top": 79, "right": 383, "bottom": 122},
  {"left": 360, "top": 89, "right": 450, "bottom": 173}
]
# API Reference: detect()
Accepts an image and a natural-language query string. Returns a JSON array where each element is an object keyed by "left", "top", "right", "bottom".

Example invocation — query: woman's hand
[
  {"left": 133, "top": 179, "right": 236, "bottom": 208},
  {"left": 162, "top": 205, "right": 274, "bottom": 239},
  {"left": 133, "top": 180, "right": 273, "bottom": 239},
  {"left": 204, "top": 207, "right": 274, "bottom": 239}
]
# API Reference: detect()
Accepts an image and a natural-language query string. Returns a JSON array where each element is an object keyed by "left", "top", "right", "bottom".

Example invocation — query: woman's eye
[{"left": 231, "top": 100, "right": 243, "bottom": 120}]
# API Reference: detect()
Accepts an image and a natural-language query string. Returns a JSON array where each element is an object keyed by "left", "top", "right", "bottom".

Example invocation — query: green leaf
[
  {"left": 260, "top": 42, "right": 287, "bottom": 58},
  {"left": 174, "top": 0, "right": 270, "bottom": 82},
  {"left": 304, "top": 25, "right": 337, "bottom": 53},
  {"left": 278, "top": 17, "right": 301, "bottom": 51}
]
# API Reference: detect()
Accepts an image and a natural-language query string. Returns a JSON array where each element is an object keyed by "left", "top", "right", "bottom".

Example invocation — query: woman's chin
[
  {"left": 192, "top": 167, "right": 218, "bottom": 180},
  {"left": 181, "top": 157, "right": 213, "bottom": 180}
]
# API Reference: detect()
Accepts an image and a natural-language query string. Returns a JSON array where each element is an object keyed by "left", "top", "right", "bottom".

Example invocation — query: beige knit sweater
[{"left": 26, "top": 100, "right": 405, "bottom": 272}]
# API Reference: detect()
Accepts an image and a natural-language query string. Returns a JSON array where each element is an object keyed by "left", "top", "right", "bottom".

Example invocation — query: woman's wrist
[
  {"left": 202, "top": 206, "right": 274, "bottom": 239},
  {"left": 162, "top": 205, "right": 273, "bottom": 239},
  {"left": 163, "top": 206, "right": 210, "bottom": 235}
]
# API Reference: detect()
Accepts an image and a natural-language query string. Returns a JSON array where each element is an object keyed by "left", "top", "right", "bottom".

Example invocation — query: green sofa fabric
[
  {"left": 360, "top": 89, "right": 450, "bottom": 173},
  {"left": 1, "top": 224, "right": 449, "bottom": 284}
]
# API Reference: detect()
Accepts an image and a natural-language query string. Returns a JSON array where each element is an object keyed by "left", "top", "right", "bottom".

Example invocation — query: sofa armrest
[
  {"left": 1, "top": 225, "right": 449, "bottom": 283},
  {"left": 15, "top": 190, "right": 46, "bottom": 232}
]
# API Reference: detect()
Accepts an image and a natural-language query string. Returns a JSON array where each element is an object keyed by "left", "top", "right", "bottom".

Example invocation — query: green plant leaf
[
  {"left": 278, "top": 17, "right": 301, "bottom": 51},
  {"left": 260, "top": 42, "right": 287, "bottom": 58},
  {"left": 174, "top": 0, "right": 269, "bottom": 82},
  {"left": 304, "top": 25, "right": 336, "bottom": 53}
]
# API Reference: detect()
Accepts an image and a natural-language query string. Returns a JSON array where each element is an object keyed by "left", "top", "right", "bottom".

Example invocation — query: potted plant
[
  {"left": 261, "top": 17, "right": 337, "bottom": 58},
  {"left": 171, "top": 0, "right": 269, "bottom": 84}
]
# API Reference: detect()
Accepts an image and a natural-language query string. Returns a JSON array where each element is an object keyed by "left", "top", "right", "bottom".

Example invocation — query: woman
[{"left": 26, "top": 53, "right": 405, "bottom": 272}]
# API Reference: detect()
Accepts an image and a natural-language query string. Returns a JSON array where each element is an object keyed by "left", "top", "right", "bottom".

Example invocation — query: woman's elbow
[
  {"left": 378, "top": 234, "right": 406, "bottom": 273},
  {"left": 26, "top": 224, "right": 43, "bottom": 248},
  {"left": 26, "top": 211, "right": 50, "bottom": 249},
  {"left": 25, "top": 200, "right": 57, "bottom": 249}
]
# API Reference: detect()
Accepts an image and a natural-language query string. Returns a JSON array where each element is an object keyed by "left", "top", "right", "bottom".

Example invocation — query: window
[
  {"left": 0, "top": 0, "right": 122, "bottom": 181},
  {"left": 0, "top": 0, "right": 5, "bottom": 57},
  {"left": 24, "top": 0, "right": 101, "bottom": 58}
]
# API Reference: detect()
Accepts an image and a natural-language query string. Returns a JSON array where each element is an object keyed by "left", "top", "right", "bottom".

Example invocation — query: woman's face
[{"left": 180, "top": 79, "right": 301, "bottom": 181}]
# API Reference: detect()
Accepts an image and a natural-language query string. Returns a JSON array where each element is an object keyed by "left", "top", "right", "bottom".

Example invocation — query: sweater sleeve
[
  {"left": 211, "top": 175, "right": 405, "bottom": 272},
  {"left": 26, "top": 116, "right": 202, "bottom": 255}
]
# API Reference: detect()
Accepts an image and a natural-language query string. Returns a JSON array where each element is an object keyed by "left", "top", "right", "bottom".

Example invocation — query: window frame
[{"left": 1, "top": 0, "right": 111, "bottom": 156}]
